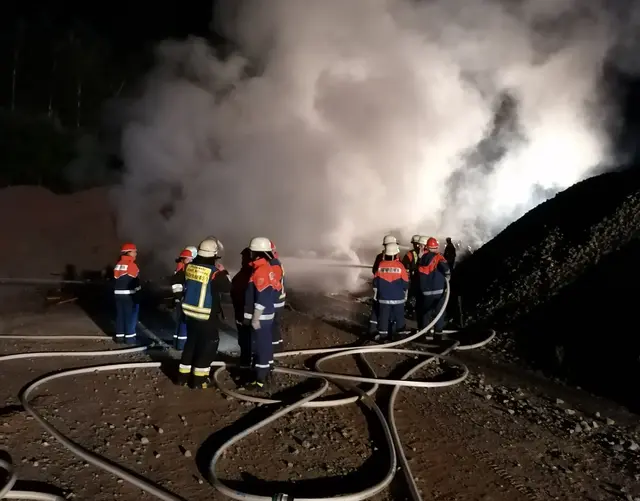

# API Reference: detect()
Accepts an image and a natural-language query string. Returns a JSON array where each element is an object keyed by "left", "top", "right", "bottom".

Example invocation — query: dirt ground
[{"left": 1, "top": 299, "right": 640, "bottom": 501}]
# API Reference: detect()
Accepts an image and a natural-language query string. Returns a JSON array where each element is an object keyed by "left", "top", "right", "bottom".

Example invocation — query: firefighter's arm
[
  {"left": 213, "top": 269, "right": 232, "bottom": 293},
  {"left": 438, "top": 259, "right": 451, "bottom": 280},
  {"left": 372, "top": 276, "right": 378, "bottom": 300},
  {"left": 170, "top": 270, "right": 185, "bottom": 300}
]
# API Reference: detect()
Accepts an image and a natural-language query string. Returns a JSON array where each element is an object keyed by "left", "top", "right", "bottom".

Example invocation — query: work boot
[
  {"left": 242, "top": 380, "right": 266, "bottom": 392},
  {"left": 374, "top": 333, "right": 390, "bottom": 343},
  {"left": 176, "top": 373, "right": 190, "bottom": 387}
]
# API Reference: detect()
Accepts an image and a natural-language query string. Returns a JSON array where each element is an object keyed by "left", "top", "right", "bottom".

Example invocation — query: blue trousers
[
  {"left": 173, "top": 304, "right": 187, "bottom": 350},
  {"left": 417, "top": 294, "right": 446, "bottom": 333},
  {"left": 115, "top": 297, "right": 139, "bottom": 344},
  {"left": 251, "top": 321, "right": 273, "bottom": 382},
  {"left": 377, "top": 303, "right": 406, "bottom": 338}
]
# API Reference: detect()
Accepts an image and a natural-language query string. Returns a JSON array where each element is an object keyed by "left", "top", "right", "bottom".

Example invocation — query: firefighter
[
  {"left": 177, "top": 238, "right": 231, "bottom": 389},
  {"left": 373, "top": 242, "right": 409, "bottom": 342},
  {"left": 113, "top": 243, "right": 141, "bottom": 344},
  {"left": 243, "top": 237, "right": 277, "bottom": 391},
  {"left": 171, "top": 246, "right": 197, "bottom": 350},
  {"left": 444, "top": 237, "right": 457, "bottom": 270},
  {"left": 402, "top": 234, "right": 423, "bottom": 317},
  {"left": 417, "top": 237, "right": 451, "bottom": 337},
  {"left": 369, "top": 234, "right": 398, "bottom": 335},
  {"left": 231, "top": 247, "right": 253, "bottom": 376},
  {"left": 269, "top": 240, "right": 286, "bottom": 360}
]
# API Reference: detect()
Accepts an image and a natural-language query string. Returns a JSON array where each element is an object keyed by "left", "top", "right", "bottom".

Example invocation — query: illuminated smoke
[{"left": 111, "top": 0, "right": 624, "bottom": 287}]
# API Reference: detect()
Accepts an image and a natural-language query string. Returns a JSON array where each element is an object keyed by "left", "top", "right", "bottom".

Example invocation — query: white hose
[{"left": 1, "top": 278, "right": 495, "bottom": 501}]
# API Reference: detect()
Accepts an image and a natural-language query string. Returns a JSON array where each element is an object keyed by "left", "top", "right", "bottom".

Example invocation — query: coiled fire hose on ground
[{"left": 1, "top": 279, "right": 495, "bottom": 501}]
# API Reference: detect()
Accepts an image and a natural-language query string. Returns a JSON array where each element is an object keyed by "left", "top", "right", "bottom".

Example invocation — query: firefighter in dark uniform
[
  {"left": 401, "top": 234, "right": 423, "bottom": 318},
  {"left": 177, "top": 237, "right": 231, "bottom": 389},
  {"left": 243, "top": 237, "right": 277, "bottom": 391},
  {"left": 373, "top": 242, "right": 409, "bottom": 341},
  {"left": 444, "top": 237, "right": 457, "bottom": 270},
  {"left": 113, "top": 243, "right": 141, "bottom": 344},
  {"left": 417, "top": 237, "right": 451, "bottom": 338},
  {"left": 369, "top": 235, "right": 398, "bottom": 335},
  {"left": 231, "top": 247, "right": 253, "bottom": 376}
]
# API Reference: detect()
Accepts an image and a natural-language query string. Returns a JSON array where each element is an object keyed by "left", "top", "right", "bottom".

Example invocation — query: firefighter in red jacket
[
  {"left": 243, "top": 237, "right": 278, "bottom": 391},
  {"left": 373, "top": 242, "right": 409, "bottom": 341},
  {"left": 268, "top": 240, "right": 286, "bottom": 359},
  {"left": 171, "top": 246, "right": 197, "bottom": 350},
  {"left": 369, "top": 234, "right": 398, "bottom": 334},
  {"left": 417, "top": 237, "right": 451, "bottom": 337},
  {"left": 113, "top": 243, "right": 141, "bottom": 344}
]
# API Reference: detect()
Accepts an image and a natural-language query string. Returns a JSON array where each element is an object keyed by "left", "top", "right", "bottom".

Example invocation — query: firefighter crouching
[
  {"left": 269, "top": 240, "right": 286, "bottom": 360},
  {"left": 171, "top": 246, "right": 197, "bottom": 350},
  {"left": 113, "top": 243, "right": 141, "bottom": 344},
  {"left": 417, "top": 237, "right": 451, "bottom": 338},
  {"left": 231, "top": 247, "right": 253, "bottom": 375},
  {"left": 243, "top": 237, "right": 278, "bottom": 391},
  {"left": 373, "top": 242, "right": 409, "bottom": 342},
  {"left": 369, "top": 234, "right": 398, "bottom": 335},
  {"left": 178, "top": 238, "right": 231, "bottom": 389},
  {"left": 401, "top": 234, "right": 423, "bottom": 318}
]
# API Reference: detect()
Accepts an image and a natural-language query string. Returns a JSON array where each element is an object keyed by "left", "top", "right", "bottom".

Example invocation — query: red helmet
[
  {"left": 179, "top": 249, "right": 193, "bottom": 259},
  {"left": 120, "top": 243, "right": 137, "bottom": 253},
  {"left": 426, "top": 237, "right": 439, "bottom": 251}
]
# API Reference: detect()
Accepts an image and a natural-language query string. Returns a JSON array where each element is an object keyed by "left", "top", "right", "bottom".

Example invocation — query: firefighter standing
[
  {"left": 444, "top": 237, "right": 457, "bottom": 271},
  {"left": 417, "top": 237, "right": 451, "bottom": 337},
  {"left": 113, "top": 243, "right": 141, "bottom": 344},
  {"left": 243, "top": 237, "right": 277, "bottom": 391},
  {"left": 373, "top": 243, "right": 409, "bottom": 342},
  {"left": 171, "top": 246, "right": 197, "bottom": 350},
  {"left": 369, "top": 235, "right": 398, "bottom": 335},
  {"left": 231, "top": 247, "right": 253, "bottom": 374},
  {"left": 178, "top": 238, "right": 231, "bottom": 389},
  {"left": 401, "top": 234, "right": 423, "bottom": 317},
  {"left": 269, "top": 240, "right": 286, "bottom": 360}
]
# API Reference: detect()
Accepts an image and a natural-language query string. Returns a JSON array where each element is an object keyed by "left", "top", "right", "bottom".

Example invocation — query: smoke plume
[{"left": 112, "top": 0, "right": 625, "bottom": 283}]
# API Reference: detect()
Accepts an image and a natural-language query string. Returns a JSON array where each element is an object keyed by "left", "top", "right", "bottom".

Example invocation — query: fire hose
[{"left": 0, "top": 278, "right": 495, "bottom": 501}]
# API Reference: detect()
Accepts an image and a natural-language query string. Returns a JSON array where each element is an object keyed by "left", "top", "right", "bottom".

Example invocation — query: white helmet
[
  {"left": 204, "top": 236, "right": 224, "bottom": 256},
  {"left": 384, "top": 243, "right": 400, "bottom": 256},
  {"left": 418, "top": 235, "right": 429, "bottom": 246},
  {"left": 382, "top": 235, "right": 397, "bottom": 245},
  {"left": 411, "top": 234, "right": 421, "bottom": 244},
  {"left": 185, "top": 245, "right": 198, "bottom": 258},
  {"left": 249, "top": 237, "right": 272, "bottom": 252},
  {"left": 198, "top": 238, "right": 221, "bottom": 258}
]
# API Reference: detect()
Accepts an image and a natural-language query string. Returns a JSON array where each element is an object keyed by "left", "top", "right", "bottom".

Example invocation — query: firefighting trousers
[
  {"left": 114, "top": 296, "right": 139, "bottom": 344},
  {"left": 236, "top": 320, "right": 252, "bottom": 369},
  {"left": 178, "top": 317, "right": 220, "bottom": 387},
  {"left": 271, "top": 307, "right": 284, "bottom": 358},
  {"left": 377, "top": 303, "right": 406, "bottom": 338},
  {"left": 368, "top": 300, "right": 379, "bottom": 334},
  {"left": 416, "top": 294, "right": 446, "bottom": 332},
  {"left": 251, "top": 321, "right": 273, "bottom": 383},
  {"left": 173, "top": 304, "right": 187, "bottom": 350}
]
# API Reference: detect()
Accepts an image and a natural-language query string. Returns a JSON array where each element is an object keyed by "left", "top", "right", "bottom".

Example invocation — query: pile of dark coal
[{"left": 454, "top": 167, "right": 640, "bottom": 410}]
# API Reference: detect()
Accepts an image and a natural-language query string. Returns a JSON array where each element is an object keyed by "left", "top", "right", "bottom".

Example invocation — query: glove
[{"left": 251, "top": 308, "right": 262, "bottom": 330}]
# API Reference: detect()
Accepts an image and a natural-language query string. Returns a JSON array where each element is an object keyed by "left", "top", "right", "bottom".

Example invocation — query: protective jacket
[
  {"left": 269, "top": 257, "right": 286, "bottom": 308},
  {"left": 372, "top": 252, "right": 384, "bottom": 275},
  {"left": 243, "top": 258, "right": 276, "bottom": 322},
  {"left": 113, "top": 255, "right": 141, "bottom": 296},
  {"left": 182, "top": 258, "right": 230, "bottom": 321},
  {"left": 171, "top": 261, "right": 186, "bottom": 300},
  {"left": 401, "top": 249, "right": 420, "bottom": 277},
  {"left": 373, "top": 258, "right": 409, "bottom": 303},
  {"left": 418, "top": 252, "right": 450, "bottom": 296}
]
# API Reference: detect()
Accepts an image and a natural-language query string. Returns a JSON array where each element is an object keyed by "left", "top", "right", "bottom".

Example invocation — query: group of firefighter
[
  {"left": 112, "top": 233, "right": 456, "bottom": 391},
  {"left": 370, "top": 234, "right": 455, "bottom": 342}
]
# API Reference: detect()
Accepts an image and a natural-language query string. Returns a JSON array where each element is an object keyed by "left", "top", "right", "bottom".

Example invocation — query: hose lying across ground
[{"left": 0, "top": 279, "right": 495, "bottom": 501}]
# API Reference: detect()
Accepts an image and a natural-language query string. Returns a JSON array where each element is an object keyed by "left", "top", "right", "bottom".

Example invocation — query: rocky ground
[{"left": 2, "top": 295, "right": 640, "bottom": 501}]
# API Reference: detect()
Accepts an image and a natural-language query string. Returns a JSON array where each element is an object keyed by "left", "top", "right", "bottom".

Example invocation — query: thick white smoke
[{"left": 112, "top": 0, "right": 622, "bottom": 284}]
